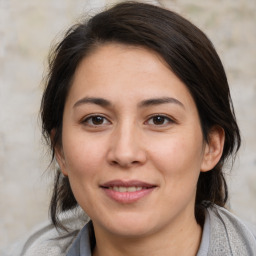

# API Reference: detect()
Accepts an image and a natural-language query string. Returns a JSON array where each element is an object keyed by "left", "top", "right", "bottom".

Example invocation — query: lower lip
[{"left": 102, "top": 187, "right": 155, "bottom": 203}]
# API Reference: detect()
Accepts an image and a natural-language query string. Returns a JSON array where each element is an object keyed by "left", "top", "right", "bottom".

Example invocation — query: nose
[{"left": 107, "top": 122, "right": 147, "bottom": 168}]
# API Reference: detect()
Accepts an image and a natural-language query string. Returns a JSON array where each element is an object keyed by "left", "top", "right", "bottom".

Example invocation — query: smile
[
  {"left": 109, "top": 186, "right": 145, "bottom": 192},
  {"left": 100, "top": 180, "right": 157, "bottom": 203}
]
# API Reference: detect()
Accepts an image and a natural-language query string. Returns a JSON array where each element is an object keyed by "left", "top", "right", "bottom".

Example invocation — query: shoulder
[
  {"left": 206, "top": 205, "right": 256, "bottom": 255},
  {"left": 2, "top": 210, "right": 89, "bottom": 256}
]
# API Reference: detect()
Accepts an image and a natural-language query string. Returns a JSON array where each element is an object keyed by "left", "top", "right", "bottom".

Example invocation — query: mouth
[
  {"left": 107, "top": 186, "right": 149, "bottom": 192},
  {"left": 100, "top": 180, "right": 157, "bottom": 203}
]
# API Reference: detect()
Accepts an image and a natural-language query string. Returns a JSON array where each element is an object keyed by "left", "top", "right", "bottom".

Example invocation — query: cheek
[
  {"left": 62, "top": 135, "right": 106, "bottom": 211},
  {"left": 148, "top": 134, "right": 203, "bottom": 183},
  {"left": 62, "top": 133, "right": 106, "bottom": 179},
  {"left": 148, "top": 137, "right": 202, "bottom": 209}
]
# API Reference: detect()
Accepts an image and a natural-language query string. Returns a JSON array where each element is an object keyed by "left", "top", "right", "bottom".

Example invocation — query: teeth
[
  {"left": 110, "top": 186, "right": 144, "bottom": 192},
  {"left": 119, "top": 186, "right": 127, "bottom": 192},
  {"left": 127, "top": 186, "right": 136, "bottom": 192}
]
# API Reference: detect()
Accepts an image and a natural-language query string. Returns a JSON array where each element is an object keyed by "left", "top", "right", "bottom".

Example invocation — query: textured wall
[{"left": 0, "top": 0, "right": 255, "bottom": 250}]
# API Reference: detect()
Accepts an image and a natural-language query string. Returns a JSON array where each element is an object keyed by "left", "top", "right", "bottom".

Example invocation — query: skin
[{"left": 55, "top": 43, "right": 224, "bottom": 256}]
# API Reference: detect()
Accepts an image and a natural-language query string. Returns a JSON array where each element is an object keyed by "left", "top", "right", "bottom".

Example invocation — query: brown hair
[{"left": 41, "top": 1, "right": 241, "bottom": 229}]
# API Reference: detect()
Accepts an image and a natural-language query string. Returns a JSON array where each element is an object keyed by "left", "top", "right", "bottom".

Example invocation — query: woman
[{"left": 9, "top": 2, "right": 256, "bottom": 256}]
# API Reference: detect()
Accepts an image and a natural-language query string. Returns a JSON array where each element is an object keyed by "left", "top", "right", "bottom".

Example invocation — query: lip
[
  {"left": 100, "top": 179, "right": 157, "bottom": 203},
  {"left": 101, "top": 179, "right": 156, "bottom": 188}
]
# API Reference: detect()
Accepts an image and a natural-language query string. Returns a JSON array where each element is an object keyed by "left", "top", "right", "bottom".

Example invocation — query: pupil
[
  {"left": 153, "top": 116, "right": 164, "bottom": 125},
  {"left": 92, "top": 116, "right": 103, "bottom": 124}
]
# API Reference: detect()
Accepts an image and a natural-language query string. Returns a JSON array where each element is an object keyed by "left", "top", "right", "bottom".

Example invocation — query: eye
[
  {"left": 146, "top": 115, "right": 174, "bottom": 126},
  {"left": 82, "top": 115, "right": 111, "bottom": 126}
]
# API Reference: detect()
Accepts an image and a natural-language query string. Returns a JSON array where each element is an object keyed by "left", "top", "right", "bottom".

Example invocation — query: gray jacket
[{"left": 2, "top": 205, "right": 256, "bottom": 256}]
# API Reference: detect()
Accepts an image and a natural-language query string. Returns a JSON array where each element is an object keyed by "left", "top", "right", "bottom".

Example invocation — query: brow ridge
[
  {"left": 73, "top": 97, "right": 111, "bottom": 108},
  {"left": 73, "top": 96, "right": 184, "bottom": 109},
  {"left": 138, "top": 97, "right": 184, "bottom": 108}
]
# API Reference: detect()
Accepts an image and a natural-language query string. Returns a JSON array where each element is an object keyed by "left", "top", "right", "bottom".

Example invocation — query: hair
[{"left": 41, "top": 1, "right": 241, "bottom": 229}]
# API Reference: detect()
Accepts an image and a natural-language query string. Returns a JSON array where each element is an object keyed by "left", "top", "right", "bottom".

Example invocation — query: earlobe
[
  {"left": 201, "top": 126, "right": 225, "bottom": 172},
  {"left": 51, "top": 129, "right": 69, "bottom": 177},
  {"left": 55, "top": 147, "right": 69, "bottom": 177}
]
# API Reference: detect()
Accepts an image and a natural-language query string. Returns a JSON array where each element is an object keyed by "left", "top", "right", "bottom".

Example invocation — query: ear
[
  {"left": 200, "top": 126, "right": 225, "bottom": 172},
  {"left": 51, "top": 129, "right": 69, "bottom": 176}
]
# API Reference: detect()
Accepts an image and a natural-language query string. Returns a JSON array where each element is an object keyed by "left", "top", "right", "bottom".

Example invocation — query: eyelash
[
  {"left": 82, "top": 115, "right": 111, "bottom": 127},
  {"left": 81, "top": 114, "right": 175, "bottom": 127},
  {"left": 145, "top": 115, "right": 175, "bottom": 126}
]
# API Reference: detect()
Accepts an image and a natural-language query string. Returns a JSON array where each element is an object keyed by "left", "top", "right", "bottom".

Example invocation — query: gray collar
[
  {"left": 66, "top": 206, "right": 256, "bottom": 256},
  {"left": 67, "top": 222, "right": 92, "bottom": 256}
]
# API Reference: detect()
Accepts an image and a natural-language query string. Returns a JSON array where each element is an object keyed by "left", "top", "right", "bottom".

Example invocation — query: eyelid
[
  {"left": 81, "top": 113, "right": 176, "bottom": 127},
  {"left": 82, "top": 114, "right": 111, "bottom": 126},
  {"left": 145, "top": 114, "right": 176, "bottom": 126}
]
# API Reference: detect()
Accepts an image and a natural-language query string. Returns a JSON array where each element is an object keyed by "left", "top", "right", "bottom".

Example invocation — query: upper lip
[{"left": 100, "top": 179, "right": 157, "bottom": 188}]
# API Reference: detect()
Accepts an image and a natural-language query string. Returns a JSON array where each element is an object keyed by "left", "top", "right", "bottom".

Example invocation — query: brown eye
[
  {"left": 91, "top": 116, "right": 104, "bottom": 125},
  {"left": 152, "top": 116, "right": 166, "bottom": 125},
  {"left": 146, "top": 115, "right": 173, "bottom": 126},
  {"left": 83, "top": 115, "right": 110, "bottom": 126}
]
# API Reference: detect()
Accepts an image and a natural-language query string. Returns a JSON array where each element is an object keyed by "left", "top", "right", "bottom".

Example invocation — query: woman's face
[{"left": 56, "top": 43, "right": 217, "bottom": 238}]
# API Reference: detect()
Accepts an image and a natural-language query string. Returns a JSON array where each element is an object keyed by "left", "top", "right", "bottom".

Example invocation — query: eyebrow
[
  {"left": 138, "top": 97, "right": 184, "bottom": 108},
  {"left": 73, "top": 96, "right": 184, "bottom": 109},
  {"left": 73, "top": 97, "right": 112, "bottom": 108}
]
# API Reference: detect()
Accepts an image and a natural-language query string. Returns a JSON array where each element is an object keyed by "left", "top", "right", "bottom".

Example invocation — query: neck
[{"left": 92, "top": 214, "right": 202, "bottom": 256}]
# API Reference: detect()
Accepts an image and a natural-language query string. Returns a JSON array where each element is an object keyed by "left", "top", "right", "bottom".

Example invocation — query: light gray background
[{"left": 0, "top": 0, "right": 255, "bottom": 250}]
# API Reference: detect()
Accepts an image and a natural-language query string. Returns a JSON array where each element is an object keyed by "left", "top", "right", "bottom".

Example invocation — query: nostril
[
  {"left": 110, "top": 160, "right": 142, "bottom": 168},
  {"left": 106, "top": 144, "right": 147, "bottom": 167},
  {"left": 110, "top": 160, "right": 119, "bottom": 166}
]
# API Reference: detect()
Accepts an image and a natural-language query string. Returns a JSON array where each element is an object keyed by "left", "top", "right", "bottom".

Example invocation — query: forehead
[
  {"left": 76, "top": 43, "right": 170, "bottom": 79},
  {"left": 67, "top": 43, "right": 195, "bottom": 109}
]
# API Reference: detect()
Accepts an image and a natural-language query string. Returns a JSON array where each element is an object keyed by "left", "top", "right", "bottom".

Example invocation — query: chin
[
  {"left": 98, "top": 212, "right": 158, "bottom": 238},
  {"left": 110, "top": 224, "right": 154, "bottom": 238}
]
